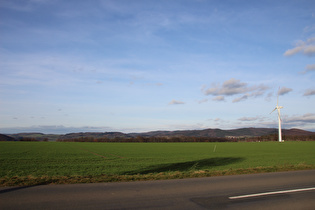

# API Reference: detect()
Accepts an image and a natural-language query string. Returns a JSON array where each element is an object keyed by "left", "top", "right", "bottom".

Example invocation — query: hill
[
  {"left": 58, "top": 132, "right": 131, "bottom": 140},
  {"left": 2, "top": 128, "right": 314, "bottom": 141},
  {"left": 282, "top": 128, "right": 315, "bottom": 136},
  {"left": 0, "top": 134, "right": 16, "bottom": 141},
  {"left": 129, "top": 128, "right": 314, "bottom": 138},
  {"left": 8, "top": 133, "right": 60, "bottom": 141}
]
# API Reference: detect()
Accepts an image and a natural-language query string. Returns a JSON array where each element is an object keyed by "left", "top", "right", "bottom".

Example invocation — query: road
[{"left": 1, "top": 170, "right": 315, "bottom": 209}]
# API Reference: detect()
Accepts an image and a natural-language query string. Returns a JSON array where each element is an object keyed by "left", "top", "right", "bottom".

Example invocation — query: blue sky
[{"left": 0, "top": 0, "right": 314, "bottom": 134}]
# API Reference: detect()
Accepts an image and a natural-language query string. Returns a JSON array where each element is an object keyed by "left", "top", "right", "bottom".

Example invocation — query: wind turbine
[{"left": 270, "top": 88, "right": 284, "bottom": 142}]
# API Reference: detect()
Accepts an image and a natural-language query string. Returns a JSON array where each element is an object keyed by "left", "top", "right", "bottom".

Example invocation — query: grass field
[{"left": 1, "top": 141, "right": 315, "bottom": 186}]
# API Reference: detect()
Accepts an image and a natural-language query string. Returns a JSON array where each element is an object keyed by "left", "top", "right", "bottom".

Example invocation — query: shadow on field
[{"left": 124, "top": 157, "right": 244, "bottom": 175}]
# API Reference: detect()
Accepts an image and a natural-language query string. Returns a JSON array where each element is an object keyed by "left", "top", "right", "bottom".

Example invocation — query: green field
[{"left": 1, "top": 141, "right": 315, "bottom": 186}]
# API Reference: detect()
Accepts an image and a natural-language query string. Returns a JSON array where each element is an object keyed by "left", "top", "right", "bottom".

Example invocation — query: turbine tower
[{"left": 270, "top": 89, "right": 284, "bottom": 142}]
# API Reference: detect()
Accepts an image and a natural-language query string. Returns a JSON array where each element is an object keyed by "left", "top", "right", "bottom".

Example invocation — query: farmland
[{"left": 1, "top": 141, "right": 315, "bottom": 186}]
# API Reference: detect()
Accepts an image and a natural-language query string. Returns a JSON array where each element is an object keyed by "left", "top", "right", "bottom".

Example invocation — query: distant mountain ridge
[{"left": 2, "top": 127, "right": 314, "bottom": 141}]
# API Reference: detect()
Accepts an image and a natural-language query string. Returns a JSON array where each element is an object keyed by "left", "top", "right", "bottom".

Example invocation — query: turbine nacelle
[{"left": 270, "top": 105, "right": 283, "bottom": 114}]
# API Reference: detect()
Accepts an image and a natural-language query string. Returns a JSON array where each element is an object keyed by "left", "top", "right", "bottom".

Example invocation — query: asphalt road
[{"left": 1, "top": 170, "right": 315, "bottom": 209}]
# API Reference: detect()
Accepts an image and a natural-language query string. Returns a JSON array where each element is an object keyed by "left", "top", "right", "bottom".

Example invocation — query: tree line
[
  {"left": 3, "top": 134, "right": 314, "bottom": 142},
  {"left": 56, "top": 134, "right": 315, "bottom": 143},
  {"left": 17, "top": 137, "right": 49, "bottom": 142},
  {"left": 56, "top": 136, "right": 232, "bottom": 143}
]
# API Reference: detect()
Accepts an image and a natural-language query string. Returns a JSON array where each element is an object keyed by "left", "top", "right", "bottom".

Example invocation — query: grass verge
[{"left": 1, "top": 164, "right": 314, "bottom": 187}]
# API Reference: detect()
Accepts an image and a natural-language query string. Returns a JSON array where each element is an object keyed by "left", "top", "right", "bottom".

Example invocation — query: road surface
[{"left": 1, "top": 170, "right": 315, "bottom": 209}]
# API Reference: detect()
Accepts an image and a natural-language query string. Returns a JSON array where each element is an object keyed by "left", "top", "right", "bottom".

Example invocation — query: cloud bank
[{"left": 0, "top": 125, "right": 115, "bottom": 135}]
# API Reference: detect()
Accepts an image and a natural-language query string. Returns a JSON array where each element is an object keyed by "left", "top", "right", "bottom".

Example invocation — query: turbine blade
[
  {"left": 277, "top": 87, "right": 280, "bottom": 106},
  {"left": 270, "top": 108, "right": 276, "bottom": 114}
]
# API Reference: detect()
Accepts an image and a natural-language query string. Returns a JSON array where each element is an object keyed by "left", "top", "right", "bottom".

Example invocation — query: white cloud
[
  {"left": 212, "top": 96, "right": 225, "bottom": 101},
  {"left": 238, "top": 116, "right": 264, "bottom": 122},
  {"left": 306, "top": 64, "right": 315, "bottom": 70},
  {"left": 249, "top": 85, "right": 269, "bottom": 97},
  {"left": 304, "top": 45, "right": 315, "bottom": 56},
  {"left": 265, "top": 92, "right": 273, "bottom": 102},
  {"left": 203, "top": 78, "right": 269, "bottom": 102},
  {"left": 209, "top": 118, "right": 230, "bottom": 125},
  {"left": 285, "top": 113, "right": 315, "bottom": 125},
  {"left": 232, "top": 94, "right": 248, "bottom": 103},
  {"left": 238, "top": 117, "right": 260, "bottom": 121},
  {"left": 283, "top": 45, "right": 304, "bottom": 56},
  {"left": 204, "top": 78, "right": 248, "bottom": 96},
  {"left": 198, "top": 99, "right": 208, "bottom": 104},
  {"left": 284, "top": 37, "right": 315, "bottom": 56},
  {"left": 300, "top": 64, "right": 315, "bottom": 74},
  {"left": 168, "top": 100, "right": 185, "bottom": 105},
  {"left": 303, "top": 89, "right": 315, "bottom": 96},
  {"left": 278, "top": 87, "right": 293, "bottom": 96}
]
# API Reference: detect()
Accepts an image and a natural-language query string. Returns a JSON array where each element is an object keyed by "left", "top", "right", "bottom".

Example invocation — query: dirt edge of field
[{"left": 1, "top": 164, "right": 314, "bottom": 187}]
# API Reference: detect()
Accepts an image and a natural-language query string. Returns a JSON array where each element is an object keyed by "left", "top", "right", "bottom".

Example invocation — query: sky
[{"left": 0, "top": 0, "right": 315, "bottom": 134}]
